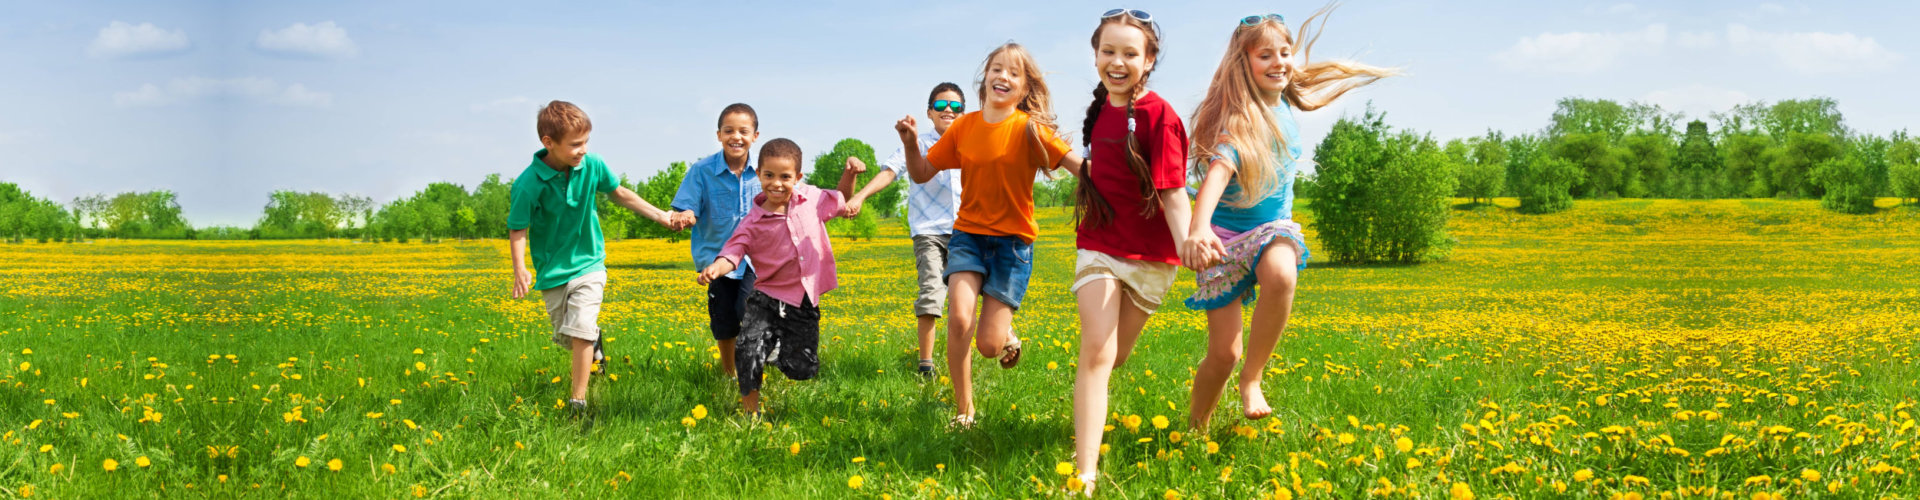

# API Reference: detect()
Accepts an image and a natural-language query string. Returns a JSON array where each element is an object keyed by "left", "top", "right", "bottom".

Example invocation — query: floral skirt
[{"left": 1184, "top": 220, "right": 1309, "bottom": 311}]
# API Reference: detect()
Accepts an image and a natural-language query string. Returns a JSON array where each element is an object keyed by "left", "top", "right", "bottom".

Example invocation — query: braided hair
[{"left": 1076, "top": 15, "right": 1164, "bottom": 230}]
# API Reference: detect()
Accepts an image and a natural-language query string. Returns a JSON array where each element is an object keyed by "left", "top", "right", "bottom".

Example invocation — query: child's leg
[
  {"left": 1189, "top": 302, "right": 1245, "bottom": 430},
  {"left": 972, "top": 297, "right": 1015, "bottom": 359},
  {"left": 1070, "top": 279, "right": 1134, "bottom": 475},
  {"left": 709, "top": 269, "right": 754, "bottom": 378},
  {"left": 735, "top": 293, "right": 776, "bottom": 414},
  {"left": 916, "top": 315, "right": 939, "bottom": 363},
  {"left": 770, "top": 299, "right": 822, "bottom": 382},
  {"left": 946, "top": 271, "right": 983, "bottom": 416},
  {"left": 569, "top": 337, "right": 594, "bottom": 401},
  {"left": 912, "top": 235, "right": 951, "bottom": 365},
  {"left": 1236, "top": 248, "right": 1299, "bottom": 420}
]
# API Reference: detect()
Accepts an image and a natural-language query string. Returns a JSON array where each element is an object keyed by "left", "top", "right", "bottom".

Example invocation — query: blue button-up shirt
[{"left": 671, "top": 151, "right": 761, "bottom": 279}]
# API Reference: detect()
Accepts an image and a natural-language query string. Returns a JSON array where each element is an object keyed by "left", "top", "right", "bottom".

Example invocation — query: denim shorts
[{"left": 943, "top": 230, "right": 1034, "bottom": 310}]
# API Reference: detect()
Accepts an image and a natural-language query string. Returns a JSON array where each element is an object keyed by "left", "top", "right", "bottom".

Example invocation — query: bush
[
  {"left": 1309, "top": 107, "right": 1456, "bottom": 264},
  {"left": 1812, "top": 147, "right": 1882, "bottom": 214},
  {"left": 809, "top": 139, "right": 900, "bottom": 217},
  {"left": 1516, "top": 156, "right": 1581, "bottom": 214}
]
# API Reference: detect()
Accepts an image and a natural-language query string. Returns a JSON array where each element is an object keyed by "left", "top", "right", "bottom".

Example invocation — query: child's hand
[
  {"left": 669, "top": 211, "right": 697, "bottom": 231},
  {"left": 842, "top": 196, "right": 865, "bottom": 218},
  {"left": 1181, "top": 229, "right": 1226, "bottom": 271},
  {"left": 511, "top": 268, "right": 533, "bottom": 299},
  {"left": 894, "top": 115, "right": 918, "bottom": 139},
  {"left": 697, "top": 260, "right": 735, "bottom": 286}
]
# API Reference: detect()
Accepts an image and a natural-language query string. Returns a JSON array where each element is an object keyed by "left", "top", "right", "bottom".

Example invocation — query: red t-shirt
[{"left": 1075, "top": 91, "right": 1189, "bottom": 264}]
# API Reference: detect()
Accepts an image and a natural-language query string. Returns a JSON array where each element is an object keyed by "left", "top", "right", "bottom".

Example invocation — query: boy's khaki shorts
[
  {"left": 542, "top": 270, "right": 606, "bottom": 347},
  {"left": 911, "top": 234, "right": 951, "bottom": 317}
]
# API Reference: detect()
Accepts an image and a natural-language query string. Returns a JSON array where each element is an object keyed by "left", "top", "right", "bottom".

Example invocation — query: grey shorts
[
  {"left": 541, "top": 270, "right": 606, "bottom": 347},
  {"left": 911, "top": 234, "right": 951, "bottom": 317}
]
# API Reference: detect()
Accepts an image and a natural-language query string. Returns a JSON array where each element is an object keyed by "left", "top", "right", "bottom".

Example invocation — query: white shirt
[{"left": 882, "top": 130, "right": 962, "bottom": 237}]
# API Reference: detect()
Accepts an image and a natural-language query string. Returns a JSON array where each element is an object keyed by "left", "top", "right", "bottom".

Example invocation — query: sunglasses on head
[
  {"left": 931, "top": 100, "right": 965, "bottom": 113},
  {"left": 1239, "top": 13, "right": 1284, "bottom": 28},
  {"left": 1102, "top": 8, "right": 1152, "bottom": 23}
]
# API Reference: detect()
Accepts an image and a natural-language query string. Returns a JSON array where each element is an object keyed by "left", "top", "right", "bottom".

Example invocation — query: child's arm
[
  {"left": 837, "top": 158, "right": 865, "bottom": 209},
  {"left": 700, "top": 223, "right": 753, "bottom": 285},
  {"left": 842, "top": 156, "right": 896, "bottom": 218},
  {"left": 509, "top": 229, "right": 533, "bottom": 298},
  {"left": 609, "top": 186, "right": 674, "bottom": 227},
  {"left": 1158, "top": 186, "right": 1195, "bottom": 265},
  {"left": 1053, "top": 151, "right": 1087, "bottom": 177},
  {"left": 896, "top": 116, "right": 939, "bottom": 184},
  {"left": 1182, "top": 158, "right": 1236, "bottom": 270}
]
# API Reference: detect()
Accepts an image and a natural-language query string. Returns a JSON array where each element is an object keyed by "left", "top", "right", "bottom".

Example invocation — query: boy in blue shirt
[{"left": 668, "top": 103, "right": 763, "bottom": 378}]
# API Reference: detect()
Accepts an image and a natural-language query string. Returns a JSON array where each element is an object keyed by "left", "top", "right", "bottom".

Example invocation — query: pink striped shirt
[{"left": 716, "top": 184, "right": 846, "bottom": 307}]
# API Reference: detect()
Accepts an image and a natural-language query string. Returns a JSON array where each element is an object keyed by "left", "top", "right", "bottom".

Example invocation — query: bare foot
[
  {"left": 742, "top": 391, "right": 761, "bottom": 415},
  {"left": 1240, "top": 381, "right": 1273, "bottom": 420},
  {"left": 1188, "top": 413, "right": 1211, "bottom": 432}
]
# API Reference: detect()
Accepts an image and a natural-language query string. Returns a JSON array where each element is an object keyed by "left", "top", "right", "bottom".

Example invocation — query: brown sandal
[{"left": 997, "top": 330, "right": 1022, "bottom": 369}]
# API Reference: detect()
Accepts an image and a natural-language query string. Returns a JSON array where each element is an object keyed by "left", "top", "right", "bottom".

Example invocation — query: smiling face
[
  {"left": 927, "top": 89, "right": 963, "bottom": 134},
  {"left": 1246, "top": 28, "right": 1296, "bottom": 100},
  {"left": 981, "top": 51, "right": 1028, "bottom": 111},
  {"left": 538, "top": 130, "right": 590, "bottom": 169},
  {"left": 756, "top": 156, "right": 802, "bottom": 208},
  {"left": 1094, "top": 22, "right": 1155, "bottom": 101},
  {"left": 716, "top": 112, "right": 759, "bottom": 164}
]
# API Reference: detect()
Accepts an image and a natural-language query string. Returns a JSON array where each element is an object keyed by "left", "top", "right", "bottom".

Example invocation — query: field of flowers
[{"left": 1, "top": 199, "right": 1916, "bottom": 499}]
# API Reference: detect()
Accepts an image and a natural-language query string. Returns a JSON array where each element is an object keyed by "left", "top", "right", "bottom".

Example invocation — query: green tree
[
  {"left": 1552, "top": 132, "right": 1620, "bottom": 198},
  {"left": 1674, "top": 121, "right": 1719, "bottom": 199},
  {"left": 1720, "top": 133, "right": 1771, "bottom": 198},
  {"left": 1516, "top": 156, "right": 1582, "bottom": 214},
  {"left": 1811, "top": 136, "right": 1887, "bottom": 214},
  {"left": 809, "top": 138, "right": 900, "bottom": 217},
  {"left": 1764, "top": 132, "right": 1842, "bottom": 198},
  {"left": 1619, "top": 132, "right": 1674, "bottom": 197}
]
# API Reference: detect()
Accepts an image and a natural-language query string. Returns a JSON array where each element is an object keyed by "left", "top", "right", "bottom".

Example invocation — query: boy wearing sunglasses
[{"left": 843, "top": 82, "right": 967, "bottom": 377}]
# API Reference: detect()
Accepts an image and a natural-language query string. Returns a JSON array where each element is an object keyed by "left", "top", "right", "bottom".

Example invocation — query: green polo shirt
[{"left": 508, "top": 150, "right": 619, "bottom": 290}]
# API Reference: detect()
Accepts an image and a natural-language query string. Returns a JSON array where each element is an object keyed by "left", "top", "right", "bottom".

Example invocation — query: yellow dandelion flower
[
  {"left": 1394, "top": 437, "right": 1413, "bottom": 453},
  {"left": 1056, "top": 462, "right": 1075, "bottom": 476},
  {"left": 136, "top": 456, "right": 151, "bottom": 468},
  {"left": 1449, "top": 482, "right": 1474, "bottom": 500},
  {"left": 49, "top": 464, "right": 64, "bottom": 475},
  {"left": 392, "top": 444, "right": 408, "bottom": 453},
  {"left": 328, "top": 459, "right": 343, "bottom": 471},
  {"left": 102, "top": 459, "right": 119, "bottom": 472},
  {"left": 692, "top": 405, "right": 708, "bottom": 420},
  {"left": 1152, "top": 415, "right": 1170, "bottom": 430},
  {"left": 848, "top": 475, "right": 864, "bottom": 489},
  {"left": 1573, "top": 469, "right": 1593, "bottom": 482},
  {"left": 296, "top": 456, "right": 311, "bottom": 468},
  {"left": 1800, "top": 469, "right": 1820, "bottom": 482}
]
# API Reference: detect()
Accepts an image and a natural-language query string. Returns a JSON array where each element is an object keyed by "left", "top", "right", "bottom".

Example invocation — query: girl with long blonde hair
[{"left": 1182, "top": 5, "right": 1395, "bottom": 430}]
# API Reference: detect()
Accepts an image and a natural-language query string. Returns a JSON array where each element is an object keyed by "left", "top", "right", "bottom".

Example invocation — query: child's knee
[{"left": 1204, "top": 345, "right": 1243, "bottom": 366}]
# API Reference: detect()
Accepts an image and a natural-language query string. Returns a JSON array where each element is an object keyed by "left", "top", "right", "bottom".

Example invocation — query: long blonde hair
[
  {"left": 1188, "top": 3, "right": 1396, "bottom": 208},
  {"left": 976, "top": 42, "right": 1065, "bottom": 174}
]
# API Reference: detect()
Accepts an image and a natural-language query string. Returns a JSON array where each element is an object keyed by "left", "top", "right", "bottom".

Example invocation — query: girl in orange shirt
[{"left": 896, "top": 42, "right": 1085, "bottom": 428}]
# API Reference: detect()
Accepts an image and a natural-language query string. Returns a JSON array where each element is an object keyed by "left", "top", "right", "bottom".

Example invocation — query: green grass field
[{"left": 2, "top": 199, "right": 1917, "bottom": 499}]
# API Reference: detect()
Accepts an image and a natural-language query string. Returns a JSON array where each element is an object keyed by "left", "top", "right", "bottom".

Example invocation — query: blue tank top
[{"left": 1209, "top": 104, "right": 1302, "bottom": 233}]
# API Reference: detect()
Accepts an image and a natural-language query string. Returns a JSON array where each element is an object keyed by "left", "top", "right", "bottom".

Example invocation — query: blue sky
[{"left": 2, "top": 0, "right": 1916, "bottom": 226}]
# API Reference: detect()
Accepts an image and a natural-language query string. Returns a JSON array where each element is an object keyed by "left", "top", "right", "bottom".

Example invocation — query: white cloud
[
  {"left": 1725, "top": 24, "right": 1901, "bottom": 74},
  {"left": 1675, "top": 31, "right": 1719, "bottom": 49},
  {"left": 86, "top": 21, "right": 189, "bottom": 59},
  {"left": 470, "top": 96, "right": 535, "bottom": 114},
  {"left": 1642, "top": 85, "right": 1752, "bottom": 120},
  {"left": 113, "top": 77, "right": 334, "bottom": 108},
  {"left": 255, "top": 21, "right": 358, "bottom": 59},
  {"left": 1494, "top": 24, "right": 1668, "bottom": 74}
]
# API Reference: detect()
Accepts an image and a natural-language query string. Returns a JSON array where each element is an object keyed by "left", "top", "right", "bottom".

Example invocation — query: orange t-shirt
[{"left": 925, "top": 109, "right": 1072, "bottom": 243}]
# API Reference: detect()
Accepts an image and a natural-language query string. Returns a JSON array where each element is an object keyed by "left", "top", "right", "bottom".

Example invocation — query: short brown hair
[
  {"left": 718, "top": 103, "right": 758, "bottom": 130},
  {"left": 537, "top": 100, "right": 592, "bottom": 141},
  {"left": 758, "top": 138, "right": 802, "bottom": 170}
]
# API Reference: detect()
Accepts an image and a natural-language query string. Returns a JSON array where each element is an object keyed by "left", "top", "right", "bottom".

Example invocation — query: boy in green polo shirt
[{"left": 508, "top": 100, "right": 678, "bottom": 419}]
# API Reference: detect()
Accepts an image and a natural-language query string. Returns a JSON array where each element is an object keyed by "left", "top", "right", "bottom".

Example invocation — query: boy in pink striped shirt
[{"left": 697, "top": 138, "right": 863, "bottom": 416}]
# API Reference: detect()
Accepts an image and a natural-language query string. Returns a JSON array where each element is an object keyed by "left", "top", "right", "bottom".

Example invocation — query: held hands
[
  {"left": 842, "top": 195, "right": 865, "bottom": 218},
  {"left": 1179, "top": 228, "right": 1227, "bottom": 271},
  {"left": 668, "top": 210, "right": 697, "bottom": 231},
  {"left": 697, "top": 260, "right": 737, "bottom": 286},
  {"left": 511, "top": 268, "right": 533, "bottom": 299}
]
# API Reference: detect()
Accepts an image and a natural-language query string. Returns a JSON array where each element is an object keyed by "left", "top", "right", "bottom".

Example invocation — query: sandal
[
  {"left": 1075, "top": 472, "right": 1097, "bottom": 497},
  {"left": 998, "top": 330, "right": 1022, "bottom": 369},
  {"left": 916, "top": 359, "right": 935, "bottom": 378},
  {"left": 949, "top": 413, "right": 977, "bottom": 429}
]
